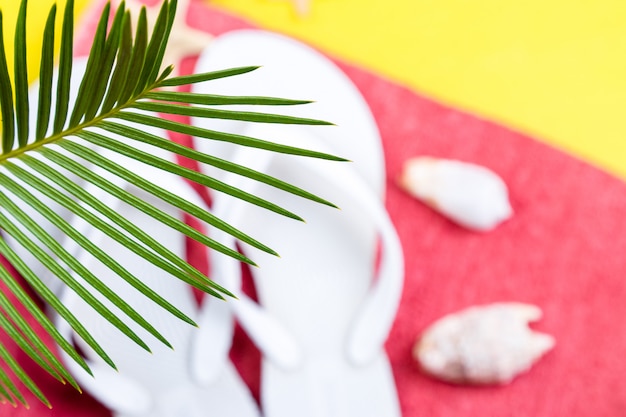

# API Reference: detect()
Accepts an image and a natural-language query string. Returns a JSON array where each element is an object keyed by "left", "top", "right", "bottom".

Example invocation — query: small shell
[
  {"left": 400, "top": 157, "right": 513, "bottom": 231},
  {"left": 413, "top": 303, "right": 555, "bottom": 385}
]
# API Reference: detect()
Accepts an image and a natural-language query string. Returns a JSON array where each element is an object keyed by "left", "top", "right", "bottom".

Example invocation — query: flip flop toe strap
[
  {"left": 53, "top": 151, "right": 237, "bottom": 414},
  {"left": 288, "top": 155, "right": 404, "bottom": 366},
  {"left": 203, "top": 146, "right": 305, "bottom": 371},
  {"left": 210, "top": 138, "right": 404, "bottom": 369}
]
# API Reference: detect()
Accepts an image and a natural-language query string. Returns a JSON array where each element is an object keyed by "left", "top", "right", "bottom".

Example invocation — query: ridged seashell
[
  {"left": 413, "top": 303, "right": 555, "bottom": 385},
  {"left": 399, "top": 157, "right": 513, "bottom": 231}
]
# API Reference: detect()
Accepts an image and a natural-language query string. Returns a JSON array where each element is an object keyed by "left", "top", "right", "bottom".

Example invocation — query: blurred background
[{"left": 0, "top": 1, "right": 626, "bottom": 416}]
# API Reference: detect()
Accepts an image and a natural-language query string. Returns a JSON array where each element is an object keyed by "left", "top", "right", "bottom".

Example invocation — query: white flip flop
[
  {"left": 191, "top": 30, "right": 404, "bottom": 417},
  {"left": 50, "top": 141, "right": 262, "bottom": 417},
  {"left": 6, "top": 54, "right": 295, "bottom": 416}
]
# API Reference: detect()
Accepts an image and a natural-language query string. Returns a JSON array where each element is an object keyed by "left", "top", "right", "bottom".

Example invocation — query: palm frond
[{"left": 0, "top": 0, "right": 342, "bottom": 407}]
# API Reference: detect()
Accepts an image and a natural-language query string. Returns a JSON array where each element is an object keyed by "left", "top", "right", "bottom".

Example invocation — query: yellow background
[{"left": 3, "top": 0, "right": 626, "bottom": 178}]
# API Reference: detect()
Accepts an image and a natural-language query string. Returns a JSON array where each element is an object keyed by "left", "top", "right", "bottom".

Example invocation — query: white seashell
[
  {"left": 400, "top": 157, "right": 513, "bottom": 231},
  {"left": 413, "top": 303, "right": 555, "bottom": 385}
]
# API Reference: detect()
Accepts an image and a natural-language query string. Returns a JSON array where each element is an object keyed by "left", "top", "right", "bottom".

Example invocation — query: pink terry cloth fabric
[{"left": 2, "top": 1, "right": 626, "bottom": 415}]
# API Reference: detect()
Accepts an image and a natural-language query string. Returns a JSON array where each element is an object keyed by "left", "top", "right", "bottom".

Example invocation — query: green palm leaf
[{"left": 0, "top": 0, "right": 343, "bottom": 407}]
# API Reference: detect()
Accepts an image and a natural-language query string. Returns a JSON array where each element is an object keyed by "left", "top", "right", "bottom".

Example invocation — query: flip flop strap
[
  {"left": 295, "top": 154, "right": 404, "bottom": 365},
  {"left": 53, "top": 149, "right": 235, "bottom": 414},
  {"left": 200, "top": 146, "right": 304, "bottom": 371},
  {"left": 212, "top": 140, "right": 404, "bottom": 368}
]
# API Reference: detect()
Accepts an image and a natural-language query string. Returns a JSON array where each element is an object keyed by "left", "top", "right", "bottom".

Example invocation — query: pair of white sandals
[{"left": 12, "top": 30, "right": 404, "bottom": 416}]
